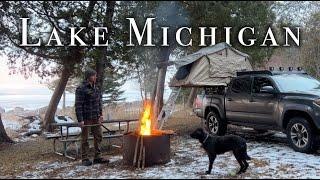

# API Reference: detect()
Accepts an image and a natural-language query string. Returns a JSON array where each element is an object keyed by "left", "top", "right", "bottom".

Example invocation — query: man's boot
[
  {"left": 93, "top": 158, "right": 109, "bottom": 164},
  {"left": 82, "top": 159, "right": 93, "bottom": 166}
]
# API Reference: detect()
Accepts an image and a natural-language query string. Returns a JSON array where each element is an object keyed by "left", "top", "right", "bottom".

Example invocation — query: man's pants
[{"left": 81, "top": 123, "right": 102, "bottom": 161}]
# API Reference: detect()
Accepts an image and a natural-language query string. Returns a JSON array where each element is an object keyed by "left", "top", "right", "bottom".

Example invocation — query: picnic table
[{"left": 45, "top": 119, "right": 139, "bottom": 160}]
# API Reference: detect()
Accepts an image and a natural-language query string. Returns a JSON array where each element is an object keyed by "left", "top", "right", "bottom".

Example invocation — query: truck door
[
  {"left": 247, "top": 76, "right": 279, "bottom": 125},
  {"left": 225, "top": 76, "right": 252, "bottom": 122}
]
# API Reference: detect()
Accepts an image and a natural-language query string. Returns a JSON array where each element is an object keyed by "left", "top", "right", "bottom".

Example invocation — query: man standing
[{"left": 75, "top": 68, "right": 109, "bottom": 166}]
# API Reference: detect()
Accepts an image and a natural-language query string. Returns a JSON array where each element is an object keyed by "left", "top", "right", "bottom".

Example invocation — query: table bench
[{"left": 45, "top": 119, "right": 138, "bottom": 160}]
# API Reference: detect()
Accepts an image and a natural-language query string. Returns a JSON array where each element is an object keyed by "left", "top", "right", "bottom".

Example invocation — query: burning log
[
  {"left": 133, "top": 135, "right": 140, "bottom": 166},
  {"left": 137, "top": 135, "right": 144, "bottom": 168},
  {"left": 123, "top": 100, "right": 175, "bottom": 168},
  {"left": 142, "top": 146, "right": 146, "bottom": 169}
]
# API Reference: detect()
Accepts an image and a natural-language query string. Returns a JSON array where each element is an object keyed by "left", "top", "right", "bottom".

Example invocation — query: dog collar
[{"left": 202, "top": 134, "right": 209, "bottom": 144}]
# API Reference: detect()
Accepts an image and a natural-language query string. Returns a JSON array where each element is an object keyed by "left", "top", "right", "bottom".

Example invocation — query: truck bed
[{"left": 193, "top": 86, "right": 226, "bottom": 119}]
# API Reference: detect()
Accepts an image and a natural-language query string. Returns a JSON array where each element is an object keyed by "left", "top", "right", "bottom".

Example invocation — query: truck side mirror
[{"left": 260, "top": 86, "right": 275, "bottom": 94}]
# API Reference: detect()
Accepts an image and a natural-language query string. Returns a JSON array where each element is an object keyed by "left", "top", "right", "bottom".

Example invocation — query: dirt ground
[
  {"left": 0, "top": 108, "right": 201, "bottom": 177},
  {"left": 1, "top": 108, "right": 320, "bottom": 179}
]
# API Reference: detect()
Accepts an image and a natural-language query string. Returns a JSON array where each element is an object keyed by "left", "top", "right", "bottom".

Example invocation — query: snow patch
[
  {"left": 2, "top": 119, "right": 22, "bottom": 131},
  {"left": 28, "top": 119, "right": 41, "bottom": 132},
  {"left": 54, "top": 116, "right": 81, "bottom": 135}
]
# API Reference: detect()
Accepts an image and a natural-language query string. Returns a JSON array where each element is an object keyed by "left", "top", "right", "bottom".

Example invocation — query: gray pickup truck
[{"left": 193, "top": 69, "right": 320, "bottom": 153}]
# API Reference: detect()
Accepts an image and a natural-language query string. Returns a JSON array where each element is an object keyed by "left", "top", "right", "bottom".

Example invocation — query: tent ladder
[{"left": 157, "top": 87, "right": 181, "bottom": 130}]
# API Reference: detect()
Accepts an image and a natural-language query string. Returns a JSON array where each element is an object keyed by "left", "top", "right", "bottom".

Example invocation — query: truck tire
[
  {"left": 286, "top": 117, "right": 316, "bottom": 153},
  {"left": 206, "top": 111, "right": 227, "bottom": 136}
]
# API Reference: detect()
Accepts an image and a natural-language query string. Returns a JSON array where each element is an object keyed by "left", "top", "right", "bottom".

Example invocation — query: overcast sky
[{"left": 0, "top": 56, "right": 45, "bottom": 89}]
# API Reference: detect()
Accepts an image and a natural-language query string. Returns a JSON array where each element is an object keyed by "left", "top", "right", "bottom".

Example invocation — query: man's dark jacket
[{"left": 75, "top": 81, "right": 103, "bottom": 123}]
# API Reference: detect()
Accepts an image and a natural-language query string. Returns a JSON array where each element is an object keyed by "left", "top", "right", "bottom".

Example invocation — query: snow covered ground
[
  {"left": 6, "top": 135, "right": 320, "bottom": 179},
  {"left": 2, "top": 115, "right": 81, "bottom": 142},
  {"left": 2, "top": 119, "right": 22, "bottom": 131},
  {"left": 2, "top": 113, "right": 320, "bottom": 179},
  {"left": 2, "top": 117, "right": 42, "bottom": 142}
]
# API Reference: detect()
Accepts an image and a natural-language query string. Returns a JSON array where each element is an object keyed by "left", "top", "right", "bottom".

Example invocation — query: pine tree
[{"left": 102, "top": 68, "right": 126, "bottom": 104}]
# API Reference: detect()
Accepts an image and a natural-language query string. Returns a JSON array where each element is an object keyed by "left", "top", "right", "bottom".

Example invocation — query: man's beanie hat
[{"left": 84, "top": 68, "right": 97, "bottom": 80}]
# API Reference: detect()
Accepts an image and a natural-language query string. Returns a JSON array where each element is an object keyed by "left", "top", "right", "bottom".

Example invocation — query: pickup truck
[{"left": 193, "top": 69, "right": 320, "bottom": 153}]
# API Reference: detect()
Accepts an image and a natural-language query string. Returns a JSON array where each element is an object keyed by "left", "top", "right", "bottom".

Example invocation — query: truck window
[
  {"left": 205, "top": 86, "right": 226, "bottom": 95},
  {"left": 231, "top": 77, "right": 251, "bottom": 93},
  {"left": 253, "top": 77, "right": 274, "bottom": 93}
]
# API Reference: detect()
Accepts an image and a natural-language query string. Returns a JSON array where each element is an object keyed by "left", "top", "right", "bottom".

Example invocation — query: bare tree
[{"left": 301, "top": 12, "right": 320, "bottom": 78}]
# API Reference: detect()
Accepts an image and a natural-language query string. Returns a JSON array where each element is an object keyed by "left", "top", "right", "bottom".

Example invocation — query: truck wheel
[
  {"left": 206, "top": 111, "right": 227, "bottom": 136},
  {"left": 286, "top": 117, "right": 316, "bottom": 153}
]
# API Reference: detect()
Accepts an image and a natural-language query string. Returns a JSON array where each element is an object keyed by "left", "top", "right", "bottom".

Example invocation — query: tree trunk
[
  {"left": 63, "top": 91, "right": 66, "bottom": 110},
  {"left": 187, "top": 87, "right": 197, "bottom": 108},
  {"left": 183, "top": 96, "right": 185, "bottom": 107},
  {"left": 140, "top": 86, "right": 145, "bottom": 101},
  {"left": 155, "top": 67, "right": 168, "bottom": 117},
  {"left": 95, "top": 1, "right": 116, "bottom": 92},
  {"left": 151, "top": 72, "right": 158, "bottom": 106},
  {"left": 95, "top": 56, "right": 105, "bottom": 92},
  {"left": 151, "top": 72, "right": 158, "bottom": 129},
  {"left": 137, "top": 71, "right": 145, "bottom": 100},
  {"left": 154, "top": 46, "right": 173, "bottom": 117},
  {"left": 144, "top": 74, "right": 148, "bottom": 100},
  {"left": 0, "top": 114, "right": 13, "bottom": 143},
  {"left": 44, "top": 66, "right": 71, "bottom": 132}
]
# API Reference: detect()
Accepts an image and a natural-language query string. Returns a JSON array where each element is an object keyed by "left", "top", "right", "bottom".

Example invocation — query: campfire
[
  {"left": 139, "top": 101, "right": 152, "bottom": 136},
  {"left": 123, "top": 100, "right": 174, "bottom": 168}
]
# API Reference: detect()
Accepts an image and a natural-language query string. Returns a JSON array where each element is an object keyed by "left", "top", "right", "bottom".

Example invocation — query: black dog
[{"left": 190, "top": 128, "right": 251, "bottom": 174}]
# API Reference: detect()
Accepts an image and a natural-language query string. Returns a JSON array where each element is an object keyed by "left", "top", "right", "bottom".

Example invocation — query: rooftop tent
[{"left": 169, "top": 42, "right": 253, "bottom": 87}]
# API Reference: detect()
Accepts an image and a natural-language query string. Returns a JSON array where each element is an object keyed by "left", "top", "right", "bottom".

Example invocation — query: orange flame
[{"left": 140, "top": 100, "right": 152, "bottom": 136}]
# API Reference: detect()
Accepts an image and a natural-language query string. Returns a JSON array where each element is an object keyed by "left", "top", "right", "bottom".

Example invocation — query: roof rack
[
  {"left": 236, "top": 70, "right": 272, "bottom": 76},
  {"left": 237, "top": 69, "right": 307, "bottom": 76}
]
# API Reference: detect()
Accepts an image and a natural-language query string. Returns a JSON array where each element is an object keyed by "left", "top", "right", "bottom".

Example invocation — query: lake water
[
  {"left": 0, "top": 65, "right": 173, "bottom": 112},
  {"left": 0, "top": 91, "right": 144, "bottom": 111},
  {"left": 0, "top": 85, "right": 171, "bottom": 111},
  {"left": 0, "top": 94, "right": 75, "bottom": 111}
]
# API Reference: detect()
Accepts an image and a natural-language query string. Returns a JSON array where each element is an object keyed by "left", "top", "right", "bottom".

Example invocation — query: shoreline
[
  {"left": 1, "top": 100, "right": 145, "bottom": 121},
  {"left": 1, "top": 100, "right": 145, "bottom": 142}
]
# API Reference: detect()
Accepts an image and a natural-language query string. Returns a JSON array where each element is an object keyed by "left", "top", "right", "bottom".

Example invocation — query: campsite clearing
[{"left": 1, "top": 110, "right": 320, "bottom": 179}]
